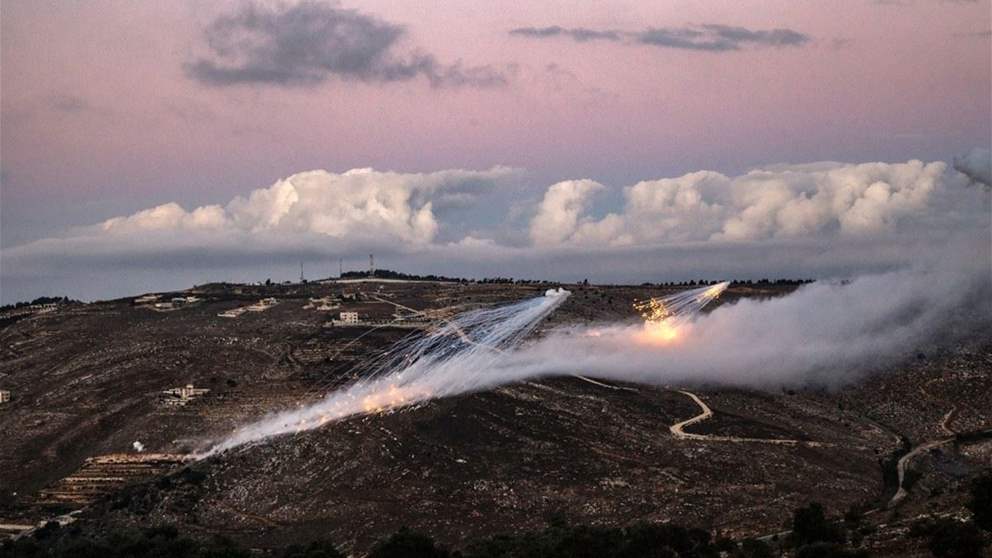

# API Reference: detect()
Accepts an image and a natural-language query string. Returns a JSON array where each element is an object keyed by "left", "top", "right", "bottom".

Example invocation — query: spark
[
  {"left": 633, "top": 282, "right": 728, "bottom": 345},
  {"left": 197, "top": 288, "right": 570, "bottom": 457}
]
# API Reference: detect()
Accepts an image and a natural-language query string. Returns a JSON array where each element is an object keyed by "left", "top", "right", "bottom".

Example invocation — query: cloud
[
  {"left": 529, "top": 179, "right": 605, "bottom": 246},
  {"left": 509, "top": 23, "right": 810, "bottom": 51},
  {"left": 953, "top": 147, "right": 991, "bottom": 189},
  {"left": 636, "top": 24, "right": 809, "bottom": 51},
  {"left": 97, "top": 167, "right": 515, "bottom": 246},
  {"left": 509, "top": 26, "right": 621, "bottom": 43},
  {"left": 1, "top": 153, "right": 988, "bottom": 303},
  {"left": 529, "top": 159, "right": 975, "bottom": 246},
  {"left": 188, "top": 2, "right": 505, "bottom": 87}
]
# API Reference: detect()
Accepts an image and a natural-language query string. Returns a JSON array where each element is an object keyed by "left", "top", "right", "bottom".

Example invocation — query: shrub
[
  {"left": 369, "top": 528, "right": 451, "bottom": 558},
  {"left": 968, "top": 471, "right": 992, "bottom": 532},
  {"left": 791, "top": 502, "right": 845, "bottom": 546}
]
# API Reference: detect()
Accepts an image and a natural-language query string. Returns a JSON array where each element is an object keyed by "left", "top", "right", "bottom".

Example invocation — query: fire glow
[
  {"left": 197, "top": 288, "right": 571, "bottom": 457},
  {"left": 633, "top": 282, "right": 728, "bottom": 345}
]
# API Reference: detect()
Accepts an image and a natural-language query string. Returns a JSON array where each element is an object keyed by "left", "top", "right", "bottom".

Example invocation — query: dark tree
[
  {"left": 968, "top": 472, "right": 992, "bottom": 532},
  {"left": 791, "top": 503, "right": 845, "bottom": 546},
  {"left": 369, "top": 528, "right": 450, "bottom": 558},
  {"left": 925, "top": 519, "right": 987, "bottom": 558}
]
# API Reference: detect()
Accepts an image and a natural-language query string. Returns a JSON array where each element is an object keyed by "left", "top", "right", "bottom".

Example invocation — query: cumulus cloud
[
  {"left": 1, "top": 154, "right": 988, "bottom": 303},
  {"left": 188, "top": 2, "right": 505, "bottom": 87},
  {"left": 530, "top": 159, "right": 965, "bottom": 246},
  {"left": 529, "top": 179, "right": 604, "bottom": 246},
  {"left": 509, "top": 23, "right": 810, "bottom": 51},
  {"left": 953, "top": 147, "right": 991, "bottom": 189},
  {"left": 99, "top": 167, "right": 515, "bottom": 246}
]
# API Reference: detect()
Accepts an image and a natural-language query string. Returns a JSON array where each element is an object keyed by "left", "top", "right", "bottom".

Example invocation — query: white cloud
[
  {"left": 529, "top": 179, "right": 604, "bottom": 246},
  {"left": 529, "top": 159, "right": 955, "bottom": 246},
  {"left": 97, "top": 167, "right": 515, "bottom": 247},
  {"left": 1, "top": 154, "right": 988, "bottom": 303},
  {"left": 953, "top": 147, "right": 991, "bottom": 189}
]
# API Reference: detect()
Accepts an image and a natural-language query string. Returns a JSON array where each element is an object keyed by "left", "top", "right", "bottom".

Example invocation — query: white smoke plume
[
  {"left": 199, "top": 234, "right": 988, "bottom": 456},
  {"left": 499, "top": 250, "right": 990, "bottom": 390},
  {"left": 199, "top": 288, "right": 571, "bottom": 457}
]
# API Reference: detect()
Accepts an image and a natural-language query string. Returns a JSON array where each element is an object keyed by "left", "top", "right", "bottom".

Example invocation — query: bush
[
  {"left": 791, "top": 502, "right": 845, "bottom": 546},
  {"left": 740, "top": 538, "right": 773, "bottom": 558},
  {"left": 795, "top": 542, "right": 868, "bottom": 558},
  {"left": 924, "top": 519, "right": 987, "bottom": 558},
  {"left": 282, "top": 540, "right": 345, "bottom": 558},
  {"left": 968, "top": 471, "right": 992, "bottom": 532},
  {"left": 369, "top": 528, "right": 451, "bottom": 558}
]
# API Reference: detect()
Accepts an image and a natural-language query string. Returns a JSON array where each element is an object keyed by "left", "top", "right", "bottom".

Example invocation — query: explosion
[
  {"left": 633, "top": 282, "right": 729, "bottom": 345},
  {"left": 198, "top": 288, "right": 570, "bottom": 457}
]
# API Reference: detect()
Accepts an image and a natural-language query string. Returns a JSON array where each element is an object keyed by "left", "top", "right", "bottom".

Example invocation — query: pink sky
[{"left": 1, "top": 0, "right": 989, "bottom": 249}]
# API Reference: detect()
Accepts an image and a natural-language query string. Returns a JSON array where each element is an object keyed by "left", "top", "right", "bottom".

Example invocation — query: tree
[
  {"left": 369, "top": 528, "right": 450, "bottom": 558},
  {"left": 282, "top": 539, "right": 345, "bottom": 558},
  {"left": 791, "top": 503, "right": 845, "bottom": 546},
  {"left": 968, "top": 472, "right": 992, "bottom": 532},
  {"left": 924, "top": 519, "right": 987, "bottom": 558},
  {"left": 740, "top": 538, "right": 773, "bottom": 558}
]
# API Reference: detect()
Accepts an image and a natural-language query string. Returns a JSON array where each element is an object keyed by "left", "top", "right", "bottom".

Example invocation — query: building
[
  {"left": 161, "top": 384, "right": 210, "bottom": 406},
  {"left": 339, "top": 311, "right": 360, "bottom": 324},
  {"left": 134, "top": 294, "right": 160, "bottom": 304},
  {"left": 0, "top": 390, "right": 10, "bottom": 403},
  {"left": 246, "top": 298, "right": 278, "bottom": 312}
]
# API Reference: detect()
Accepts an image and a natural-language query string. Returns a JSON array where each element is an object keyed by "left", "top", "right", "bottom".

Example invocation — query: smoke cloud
[
  {"left": 200, "top": 235, "right": 989, "bottom": 454},
  {"left": 501, "top": 240, "right": 990, "bottom": 390}
]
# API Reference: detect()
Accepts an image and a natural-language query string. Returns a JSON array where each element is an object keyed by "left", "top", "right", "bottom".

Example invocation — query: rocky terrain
[{"left": 0, "top": 278, "right": 989, "bottom": 556}]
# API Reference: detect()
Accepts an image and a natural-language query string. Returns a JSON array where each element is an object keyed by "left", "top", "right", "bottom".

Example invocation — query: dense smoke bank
[
  {"left": 202, "top": 238, "right": 989, "bottom": 455},
  {"left": 502, "top": 253, "right": 990, "bottom": 390}
]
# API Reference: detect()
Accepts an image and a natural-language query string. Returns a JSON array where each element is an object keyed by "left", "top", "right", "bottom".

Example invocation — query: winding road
[
  {"left": 887, "top": 406, "right": 957, "bottom": 509},
  {"left": 669, "top": 390, "right": 834, "bottom": 447}
]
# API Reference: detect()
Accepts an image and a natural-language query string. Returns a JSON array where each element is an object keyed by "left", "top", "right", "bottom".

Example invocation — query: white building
[
  {"left": 0, "top": 390, "right": 10, "bottom": 403},
  {"left": 161, "top": 384, "right": 210, "bottom": 406},
  {"left": 339, "top": 311, "right": 359, "bottom": 324}
]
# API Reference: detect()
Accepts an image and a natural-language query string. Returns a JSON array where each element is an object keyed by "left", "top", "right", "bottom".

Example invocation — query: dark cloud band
[
  {"left": 510, "top": 23, "right": 810, "bottom": 51},
  {"left": 188, "top": 2, "right": 505, "bottom": 87}
]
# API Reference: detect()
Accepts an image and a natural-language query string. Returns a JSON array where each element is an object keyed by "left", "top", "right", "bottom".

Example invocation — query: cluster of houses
[
  {"left": 217, "top": 297, "right": 279, "bottom": 318},
  {"left": 161, "top": 384, "right": 210, "bottom": 407},
  {"left": 0, "top": 390, "right": 10, "bottom": 404},
  {"left": 135, "top": 294, "right": 200, "bottom": 311}
]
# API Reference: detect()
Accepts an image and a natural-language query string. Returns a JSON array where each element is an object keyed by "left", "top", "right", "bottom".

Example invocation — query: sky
[{"left": 1, "top": 0, "right": 990, "bottom": 303}]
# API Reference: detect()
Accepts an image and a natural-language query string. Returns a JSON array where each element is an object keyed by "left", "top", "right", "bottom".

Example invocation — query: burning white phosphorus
[
  {"left": 198, "top": 288, "right": 572, "bottom": 457},
  {"left": 632, "top": 282, "right": 729, "bottom": 345},
  {"left": 195, "top": 262, "right": 989, "bottom": 458}
]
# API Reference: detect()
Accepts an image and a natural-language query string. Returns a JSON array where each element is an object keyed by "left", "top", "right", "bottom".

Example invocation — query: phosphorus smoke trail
[{"left": 198, "top": 288, "right": 573, "bottom": 457}]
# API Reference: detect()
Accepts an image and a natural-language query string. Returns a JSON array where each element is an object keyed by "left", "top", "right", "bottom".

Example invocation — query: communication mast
[{"left": 369, "top": 254, "right": 375, "bottom": 278}]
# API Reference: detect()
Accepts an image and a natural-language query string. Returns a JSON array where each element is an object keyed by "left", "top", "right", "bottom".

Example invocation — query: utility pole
[{"left": 299, "top": 261, "right": 304, "bottom": 283}]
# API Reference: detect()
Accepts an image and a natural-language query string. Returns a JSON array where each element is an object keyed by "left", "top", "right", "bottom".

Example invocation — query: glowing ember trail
[
  {"left": 197, "top": 283, "right": 731, "bottom": 458},
  {"left": 633, "top": 282, "right": 729, "bottom": 345},
  {"left": 198, "top": 288, "right": 571, "bottom": 457}
]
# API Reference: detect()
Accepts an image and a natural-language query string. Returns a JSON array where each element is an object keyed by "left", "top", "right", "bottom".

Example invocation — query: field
[{"left": 0, "top": 279, "right": 989, "bottom": 555}]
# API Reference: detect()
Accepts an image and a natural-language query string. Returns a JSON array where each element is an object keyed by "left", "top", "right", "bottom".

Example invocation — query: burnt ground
[{"left": 0, "top": 280, "right": 989, "bottom": 556}]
